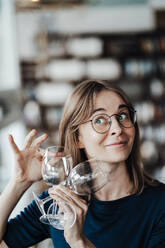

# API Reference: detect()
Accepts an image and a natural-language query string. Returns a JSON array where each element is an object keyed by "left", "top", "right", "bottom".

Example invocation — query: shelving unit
[{"left": 19, "top": 30, "right": 165, "bottom": 175}]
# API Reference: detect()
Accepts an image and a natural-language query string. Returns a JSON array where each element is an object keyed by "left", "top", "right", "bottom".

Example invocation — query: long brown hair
[{"left": 58, "top": 80, "right": 160, "bottom": 194}]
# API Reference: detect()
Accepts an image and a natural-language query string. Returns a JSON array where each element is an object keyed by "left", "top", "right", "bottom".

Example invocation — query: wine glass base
[
  {"left": 48, "top": 214, "right": 65, "bottom": 230},
  {"left": 39, "top": 215, "right": 51, "bottom": 225}
]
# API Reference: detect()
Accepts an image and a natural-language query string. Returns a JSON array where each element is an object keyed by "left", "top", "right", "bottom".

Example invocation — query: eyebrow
[{"left": 91, "top": 104, "right": 129, "bottom": 115}]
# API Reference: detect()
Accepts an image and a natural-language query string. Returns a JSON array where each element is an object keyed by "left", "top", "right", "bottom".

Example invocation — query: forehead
[{"left": 94, "top": 90, "right": 126, "bottom": 112}]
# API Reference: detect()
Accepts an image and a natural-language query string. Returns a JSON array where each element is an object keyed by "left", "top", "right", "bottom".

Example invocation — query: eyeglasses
[{"left": 83, "top": 109, "right": 136, "bottom": 134}]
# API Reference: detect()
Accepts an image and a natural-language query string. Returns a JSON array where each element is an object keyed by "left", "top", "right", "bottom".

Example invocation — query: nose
[{"left": 109, "top": 116, "right": 122, "bottom": 136}]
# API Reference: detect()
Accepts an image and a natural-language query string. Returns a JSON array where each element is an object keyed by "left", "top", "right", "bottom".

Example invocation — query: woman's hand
[
  {"left": 49, "top": 185, "right": 92, "bottom": 248},
  {"left": 9, "top": 129, "right": 48, "bottom": 185}
]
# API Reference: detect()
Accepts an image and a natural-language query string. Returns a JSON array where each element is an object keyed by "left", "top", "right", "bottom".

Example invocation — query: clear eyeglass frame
[{"left": 82, "top": 108, "right": 137, "bottom": 134}]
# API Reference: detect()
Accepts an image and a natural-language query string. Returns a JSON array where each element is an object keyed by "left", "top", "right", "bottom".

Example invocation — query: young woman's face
[{"left": 78, "top": 90, "right": 135, "bottom": 164}]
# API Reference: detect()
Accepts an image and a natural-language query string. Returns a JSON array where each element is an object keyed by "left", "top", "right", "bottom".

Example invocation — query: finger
[
  {"left": 8, "top": 134, "right": 20, "bottom": 154},
  {"left": 31, "top": 133, "right": 48, "bottom": 148},
  {"left": 52, "top": 196, "right": 75, "bottom": 217},
  {"left": 35, "top": 147, "right": 47, "bottom": 162},
  {"left": 49, "top": 190, "right": 88, "bottom": 219},
  {"left": 49, "top": 198, "right": 76, "bottom": 229},
  {"left": 49, "top": 190, "right": 76, "bottom": 206},
  {"left": 35, "top": 153, "right": 43, "bottom": 161},
  {"left": 23, "top": 129, "right": 37, "bottom": 149},
  {"left": 35, "top": 148, "right": 45, "bottom": 158},
  {"left": 47, "top": 151, "right": 63, "bottom": 158},
  {"left": 49, "top": 185, "right": 87, "bottom": 208},
  {"left": 38, "top": 148, "right": 45, "bottom": 156}
]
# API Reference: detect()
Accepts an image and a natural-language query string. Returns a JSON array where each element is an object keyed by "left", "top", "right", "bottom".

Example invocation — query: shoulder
[
  {"left": 140, "top": 183, "right": 165, "bottom": 208},
  {"left": 145, "top": 184, "right": 165, "bottom": 233},
  {"left": 144, "top": 183, "right": 165, "bottom": 196}
]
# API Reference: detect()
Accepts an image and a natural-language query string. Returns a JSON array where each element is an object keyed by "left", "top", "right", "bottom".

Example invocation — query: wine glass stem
[
  {"left": 40, "top": 196, "right": 53, "bottom": 214},
  {"left": 43, "top": 195, "right": 52, "bottom": 204}
]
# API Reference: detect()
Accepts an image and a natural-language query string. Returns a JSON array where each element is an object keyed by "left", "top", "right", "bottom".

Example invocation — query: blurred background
[{"left": 1, "top": 0, "right": 165, "bottom": 247}]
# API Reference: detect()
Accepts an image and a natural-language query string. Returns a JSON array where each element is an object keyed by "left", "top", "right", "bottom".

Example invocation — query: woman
[{"left": 0, "top": 80, "right": 165, "bottom": 248}]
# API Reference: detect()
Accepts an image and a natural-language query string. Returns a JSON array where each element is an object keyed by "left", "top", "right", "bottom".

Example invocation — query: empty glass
[{"left": 33, "top": 146, "right": 73, "bottom": 226}]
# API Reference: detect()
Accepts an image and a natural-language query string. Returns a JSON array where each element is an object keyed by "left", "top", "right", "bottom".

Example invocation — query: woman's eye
[
  {"left": 96, "top": 119, "right": 104, "bottom": 124},
  {"left": 118, "top": 113, "right": 128, "bottom": 121},
  {"left": 95, "top": 117, "right": 106, "bottom": 124}
]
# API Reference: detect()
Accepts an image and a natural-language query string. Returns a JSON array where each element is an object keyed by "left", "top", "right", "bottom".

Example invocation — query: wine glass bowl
[
  {"left": 42, "top": 146, "right": 73, "bottom": 186},
  {"left": 67, "top": 159, "right": 109, "bottom": 196}
]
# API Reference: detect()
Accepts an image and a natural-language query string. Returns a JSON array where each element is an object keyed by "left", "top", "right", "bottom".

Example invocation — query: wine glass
[
  {"left": 47, "top": 158, "right": 110, "bottom": 230},
  {"left": 33, "top": 146, "right": 73, "bottom": 225}
]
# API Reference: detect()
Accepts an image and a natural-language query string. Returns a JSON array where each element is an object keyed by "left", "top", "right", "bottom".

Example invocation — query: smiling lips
[{"left": 105, "top": 141, "right": 127, "bottom": 148}]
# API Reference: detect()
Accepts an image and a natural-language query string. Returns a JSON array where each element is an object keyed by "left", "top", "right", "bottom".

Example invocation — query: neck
[{"left": 94, "top": 162, "right": 133, "bottom": 201}]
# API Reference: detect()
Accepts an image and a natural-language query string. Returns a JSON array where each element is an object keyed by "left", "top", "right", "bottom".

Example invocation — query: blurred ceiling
[
  {"left": 14, "top": 0, "right": 165, "bottom": 13},
  {"left": 15, "top": 0, "right": 148, "bottom": 11},
  {"left": 15, "top": 0, "right": 95, "bottom": 10}
]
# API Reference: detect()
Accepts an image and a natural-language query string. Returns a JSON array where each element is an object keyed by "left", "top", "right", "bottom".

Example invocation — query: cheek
[
  {"left": 79, "top": 127, "right": 103, "bottom": 156},
  {"left": 128, "top": 128, "right": 135, "bottom": 147},
  {"left": 80, "top": 125, "right": 102, "bottom": 143},
  {"left": 84, "top": 131, "right": 103, "bottom": 148},
  {"left": 78, "top": 126, "right": 94, "bottom": 149},
  {"left": 89, "top": 131, "right": 102, "bottom": 140}
]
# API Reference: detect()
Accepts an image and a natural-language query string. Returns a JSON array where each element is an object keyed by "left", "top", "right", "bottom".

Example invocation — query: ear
[{"left": 77, "top": 134, "right": 85, "bottom": 149}]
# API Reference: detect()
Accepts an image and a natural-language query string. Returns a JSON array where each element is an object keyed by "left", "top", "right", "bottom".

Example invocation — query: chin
[
  {"left": 95, "top": 156, "right": 127, "bottom": 164},
  {"left": 101, "top": 152, "right": 130, "bottom": 164},
  {"left": 89, "top": 148, "right": 132, "bottom": 163}
]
